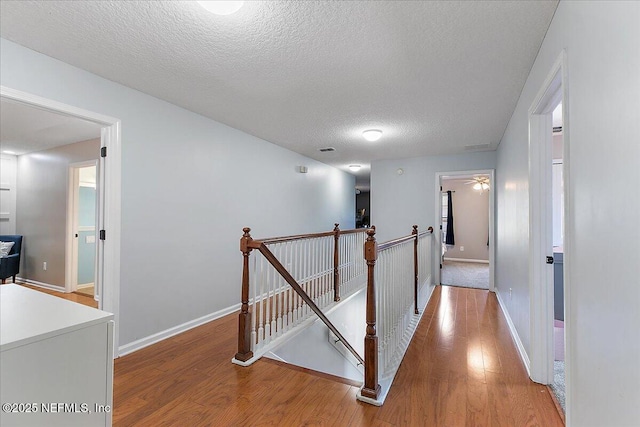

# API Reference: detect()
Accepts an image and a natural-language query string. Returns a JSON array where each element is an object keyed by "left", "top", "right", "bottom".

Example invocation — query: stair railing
[
  {"left": 234, "top": 225, "right": 367, "bottom": 364},
  {"left": 360, "top": 225, "right": 434, "bottom": 404}
]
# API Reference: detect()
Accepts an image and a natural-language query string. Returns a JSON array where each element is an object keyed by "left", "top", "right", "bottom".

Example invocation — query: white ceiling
[
  {"left": 0, "top": 98, "right": 102, "bottom": 155},
  {"left": 0, "top": 1, "right": 558, "bottom": 187}
]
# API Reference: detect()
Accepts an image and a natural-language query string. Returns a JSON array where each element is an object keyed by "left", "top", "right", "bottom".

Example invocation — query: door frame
[
  {"left": 1, "top": 85, "right": 122, "bottom": 357},
  {"left": 434, "top": 169, "right": 495, "bottom": 292},
  {"left": 66, "top": 160, "right": 99, "bottom": 295},
  {"left": 527, "top": 50, "right": 571, "bottom": 418}
]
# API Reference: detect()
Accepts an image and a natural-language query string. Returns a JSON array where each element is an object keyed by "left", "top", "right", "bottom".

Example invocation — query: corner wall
[
  {"left": 495, "top": 2, "right": 640, "bottom": 425},
  {"left": 1, "top": 38, "right": 355, "bottom": 348}
]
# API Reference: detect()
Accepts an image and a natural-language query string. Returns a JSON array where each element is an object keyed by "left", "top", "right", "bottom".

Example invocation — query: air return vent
[
  {"left": 319, "top": 147, "right": 336, "bottom": 152},
  {"left": 464, "top": 143, "right": 491, "bottom": 151}
]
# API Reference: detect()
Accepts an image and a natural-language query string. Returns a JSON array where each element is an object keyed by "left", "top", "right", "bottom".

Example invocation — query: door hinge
[
  {"left": 439, "top": 224, "right": 443, "bottom": 230},
  {"left": 101, "top": 146, "right": 107, "bottom": 158},
  {"left": 99, "top": 230, "right": 106, "bottom": 241},
  {"left": 440, "top": 263, "right": 442, "bottom": 269}
]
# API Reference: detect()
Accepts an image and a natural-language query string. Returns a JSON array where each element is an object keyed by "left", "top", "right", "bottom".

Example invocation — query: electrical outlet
[
  {"left": 460, "top": 246, "right": 464, "bottom": 251},
  {"left": 43, "top": 262, "right": 47, "bottom": 271}
]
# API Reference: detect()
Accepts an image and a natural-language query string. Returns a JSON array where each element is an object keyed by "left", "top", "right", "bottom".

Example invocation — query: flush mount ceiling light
[
  {"left": 362, "top": 129, "right": 382, "bottom": 142},
  {"left": 197, "top": 1, "right": 244, "bottom": 15},
  {"left": 349, "top": 164, "right": 362, "bottom": 172}
]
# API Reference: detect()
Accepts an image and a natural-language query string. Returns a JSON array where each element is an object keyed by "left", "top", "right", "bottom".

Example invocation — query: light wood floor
[
  {"left": 13, "top": 282, "right": 98, "bottom": 308},
  {"left": 113, "top": 285, "right": 563, "bottom": 426}
]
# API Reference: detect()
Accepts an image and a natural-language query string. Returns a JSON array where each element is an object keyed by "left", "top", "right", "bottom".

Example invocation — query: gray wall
[
  {"left": 370, "top": 152, "right": 496, "bottom": 242},
  {"left": 495, "top": 1, "right": 640, "bottom": 425},
  {"left": 1, "top": 37, "right": 355, "bottom": 347},
  {"left": 16, "top": 139, "right": 100, "bottom": 287},
  {"left": 441, "top": 178, "right": 489, "bottom": 261}
]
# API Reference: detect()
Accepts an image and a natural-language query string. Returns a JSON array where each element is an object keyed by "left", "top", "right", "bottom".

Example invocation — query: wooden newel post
[
  {"left": 362, "top": 227, "right": 381, "bottom": 399},
  {"left": 333, "top": 223, "right": 341, "bottom": 302},
  {"left": 412, "top": 225, "right": 419, "bottom": 314},
  {"left": 235, "top": 227, "right": 254, "bottom": 362}
]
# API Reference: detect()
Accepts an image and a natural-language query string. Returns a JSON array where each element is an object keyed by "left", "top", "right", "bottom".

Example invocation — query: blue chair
[{"left": 0, "top": 235, "right": 22, "bottom": 284}]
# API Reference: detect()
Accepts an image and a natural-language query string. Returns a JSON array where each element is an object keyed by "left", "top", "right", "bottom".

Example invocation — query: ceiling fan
[{"left": 465, "top": 176, "right": 490, "bottom": 192}]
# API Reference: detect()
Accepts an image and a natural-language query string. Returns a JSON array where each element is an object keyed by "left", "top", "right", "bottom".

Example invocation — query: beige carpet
[{"left": 441, "top": 260, "right": 489, "bottom": 289}]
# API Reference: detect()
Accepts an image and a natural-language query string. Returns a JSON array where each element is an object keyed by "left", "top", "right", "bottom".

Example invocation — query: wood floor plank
[{"left": 84, "top": 284, "right": 565, "bottom": 426}]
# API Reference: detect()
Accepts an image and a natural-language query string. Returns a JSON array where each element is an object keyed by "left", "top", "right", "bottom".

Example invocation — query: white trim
[
  {"left": 1, "top": 85, "right": 122, "bottom": 358},
  {"left": 435, "top": 169, "right": 495, "bottom": 293},
  {"left": 496, "top": 290, "right": 531, "bottom": 376},
  {"left": 77, "top": 282, "right": 94, "bottom": 290},
  {"left": 527, "top": 51, "right": 568, "bottom": 388},
  {"left": 78, "top": 226, "right": 96, "bottom": 232},
  {"left": 118, "top": 303, "right": 241, "bottom": 357},
  {"left": 443, "top": 257, "right": 490, "bottom": 264},
  {"left": 15, "top": 277, "right": 65, "bottom": 292}
]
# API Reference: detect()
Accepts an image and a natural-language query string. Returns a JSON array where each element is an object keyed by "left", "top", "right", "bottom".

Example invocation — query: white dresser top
[{"left": 0, "top": 284, "right": 113, "bottom": 352}]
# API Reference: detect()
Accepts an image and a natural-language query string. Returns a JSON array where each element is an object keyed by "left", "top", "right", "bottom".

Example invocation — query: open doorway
[
  {"left": 435, "top": 169, "right": 495, "bottom": 292},
  {"left": 1, "top": 86, "right": 122, "bottom": 356},
  {"left": 68, "top": 163, "right": 99, "bottom": 300},
  {"left": 528, "top": 51, "right": 570, "bottom": 421},
  {"left": 548, "top": 101, "right": 566, "bottom": 415}
]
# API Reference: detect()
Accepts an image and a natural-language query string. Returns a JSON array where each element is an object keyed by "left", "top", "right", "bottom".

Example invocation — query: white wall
[
  {"left": 371, "top": 152, "right": 496, "bottom": 242},
  {"left": 496, "top": 2, "right": 640, "bottom": 425},
  {"left": 0, "top": 38, "right": 355, "bottom": 348}
]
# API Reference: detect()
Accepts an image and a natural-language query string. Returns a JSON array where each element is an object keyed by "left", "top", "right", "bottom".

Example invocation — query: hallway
[{"left": 112, "top": 285, "right": 562, "bottom": 426}]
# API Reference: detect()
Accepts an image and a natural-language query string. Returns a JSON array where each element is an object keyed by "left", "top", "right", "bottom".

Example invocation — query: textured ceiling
[{"left": 0, "top": 1, "right": 558, "bottom": 187}]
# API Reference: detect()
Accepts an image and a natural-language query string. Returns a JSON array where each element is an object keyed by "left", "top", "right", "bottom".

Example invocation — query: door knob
[{"left": 546, "top": 256, "right": 554, "bottom": 264}]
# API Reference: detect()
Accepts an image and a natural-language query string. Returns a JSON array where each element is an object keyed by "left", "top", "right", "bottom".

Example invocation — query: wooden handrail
[
  {"left": 377, "top": 234, "right": 415, "bottom": 251},
  {"left": 257, "top": 227, "right": 366, "bottom": 245},
  {"left": 377, "top": 228, "right": 434, "bottom": 252}
]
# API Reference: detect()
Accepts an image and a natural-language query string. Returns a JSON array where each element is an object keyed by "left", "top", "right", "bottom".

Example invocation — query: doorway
[
  {"left": 527, "top": 51, "right": 570, "bottom": 420},
  {"left": 434, "top": 169, "right": 495, "bottom": 292},
  {"left": 68, "top": 163, "right": 99, "bottom": 300},
  {"left": 1, "top": 85, "right": 122, "bottom": 356}
]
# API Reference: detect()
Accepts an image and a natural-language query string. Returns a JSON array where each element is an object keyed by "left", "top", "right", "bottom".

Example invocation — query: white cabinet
[{"left": 1, "top": 285, "right": 114, "bottom": 426}]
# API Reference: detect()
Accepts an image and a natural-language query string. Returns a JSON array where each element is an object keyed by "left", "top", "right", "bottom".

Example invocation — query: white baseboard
[
  {"left": 495, "top": 290, "right": 531, "bottom": 376},
  {"left": 443, "top": 257, "right": 489, "bottom": 264},
  {"left": 77, "top": 282, "right": 94, "bottom": 289},
  {"left": 15, "top": 277, "right": 65, "bottom": 292},
  {"left": 118, "top": 302, "right": 241, "bottom": 357}
]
